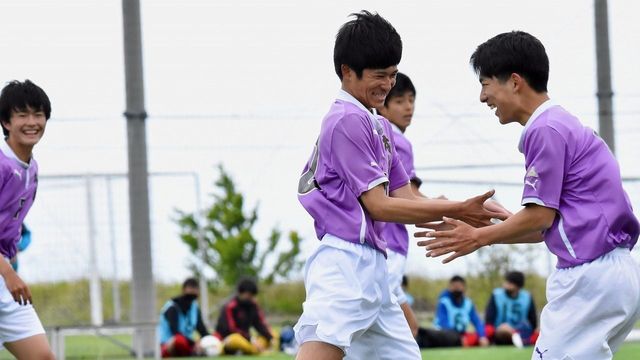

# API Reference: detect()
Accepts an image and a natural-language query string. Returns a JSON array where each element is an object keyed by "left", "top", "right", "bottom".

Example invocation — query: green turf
[{"left": 1, "top": 335, "right": 637, "bottom": 359}]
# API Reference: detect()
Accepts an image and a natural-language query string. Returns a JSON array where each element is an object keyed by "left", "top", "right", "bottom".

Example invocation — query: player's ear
[
  {"left": 341, "top": 64, "right": 352, "bottom": 81},
  {"left": 510, "top": 73, "right": 524, "bottom": 93}
]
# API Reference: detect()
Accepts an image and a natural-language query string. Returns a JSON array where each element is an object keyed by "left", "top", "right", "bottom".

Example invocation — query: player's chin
[{"left": 18, "top": 136, "right": 42, "bottom": 147}]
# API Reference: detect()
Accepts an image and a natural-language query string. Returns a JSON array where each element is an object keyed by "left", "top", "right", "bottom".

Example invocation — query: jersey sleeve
[
  {"left": 521, "top": 126, "right": 568, "bottom": 209},
  {"left": 330, "top": 115, "right": 390, "bottom": 197}
]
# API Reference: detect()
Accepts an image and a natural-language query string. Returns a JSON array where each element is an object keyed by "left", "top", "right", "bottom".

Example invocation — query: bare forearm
[
  {"left": 477, "top": 207, "right": 551, "bottom": 246},
  {"left": 494, "top": 231, "right": 543, "bottom": 244},
  {"left": 0, "top": 259, "right": 15, "bottom": 279},
  {"left": 363, "top": 184, "right": 502, "bottom": 227},
  {"left": 370, "top": 196, "right": 463, "bottom": 224}
]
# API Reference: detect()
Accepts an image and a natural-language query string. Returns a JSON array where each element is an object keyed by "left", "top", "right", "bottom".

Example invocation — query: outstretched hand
[
  {"left": 415, "top": 221, "right": 454, "bottom": 232},
  {"left": 483, "top": 199, "right": 513, "bottom": 219},
  {"left": 459, "top": 190, "right": 508, "bottom": 227},
  {"left": 415, "top": 216, "right": 484, "bottom": 263}
]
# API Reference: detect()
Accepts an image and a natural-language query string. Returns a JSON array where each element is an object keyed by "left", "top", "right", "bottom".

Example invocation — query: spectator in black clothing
[
  {"left": 158, "top": 278, "right": 211, "bottom": 357},
  {"left": 484, "top": 271, "right": 539, "bottom": 347},
  {"left": 214, "top": 277, "right": 273, "bottom": 355}
]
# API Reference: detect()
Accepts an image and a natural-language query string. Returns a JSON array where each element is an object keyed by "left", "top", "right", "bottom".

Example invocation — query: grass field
[{"left": 1, "top": 336, "right": 638, "bottom": 359}]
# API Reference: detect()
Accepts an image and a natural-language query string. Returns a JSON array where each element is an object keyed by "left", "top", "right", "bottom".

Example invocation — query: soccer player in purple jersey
[
  {"left": 295, "top": 11, "right": 507, "bottom": 360},
  {"left": 417, "top": 31, "right": 640, "bottom": 360},
  {"left": 376, "top": 72, "right": 421, "bottom": 337},
  {"left": 0, "top": 80, "right": 55, "bottom": 359}
]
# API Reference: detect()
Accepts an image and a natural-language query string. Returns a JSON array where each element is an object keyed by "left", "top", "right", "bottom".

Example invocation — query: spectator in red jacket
[{"left": 214, "top": 278, "right": 273, "bottom": 355}]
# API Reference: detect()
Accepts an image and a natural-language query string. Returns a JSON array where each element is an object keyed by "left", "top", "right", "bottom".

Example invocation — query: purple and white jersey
[
  {"left": 297, "top": 90, "right": 410, "bottom": 255},
  {"left": 519, "top": 100, "right": 639, "bottom": 268},
  {"left": 380, "top": 123, "right": 420, "bottom": 257},
  {"left": 0, "top": 140, "right": 38, "bottom": 259}
]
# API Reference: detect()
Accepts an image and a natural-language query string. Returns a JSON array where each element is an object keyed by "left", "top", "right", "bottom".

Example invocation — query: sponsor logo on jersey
[
  {"left": 535, "top": 347, "right": 548, "bottom": 359},
  {"left": 525, "top": 166, "right": 539, "bottom": 190}
]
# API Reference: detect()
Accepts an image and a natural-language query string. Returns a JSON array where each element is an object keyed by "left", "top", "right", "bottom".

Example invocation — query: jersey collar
[
  {"left": 336, "top": 89, "right": 384, "bottom": 135},
  {"left": 518, "top": 99, "right": 556, "bottom": 153},
  {"left": 0, "top": 139, "right": 31, "bottom": 169}
]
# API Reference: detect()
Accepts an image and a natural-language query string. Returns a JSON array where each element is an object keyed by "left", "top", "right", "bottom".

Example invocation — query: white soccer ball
[{"left": 199, "top": 335, "right": 223, "bottom": 357}]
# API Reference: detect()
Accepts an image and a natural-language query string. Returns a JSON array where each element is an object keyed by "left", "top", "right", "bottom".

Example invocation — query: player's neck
[
  {"left": 340, "top": 86, "right": 374, "bottom": 113},
  {"left": 518, "top": 92, "right": 550, "bottom": 125},
  {"left": 5, "top": 138, "right": 33, "bottom": 163}
]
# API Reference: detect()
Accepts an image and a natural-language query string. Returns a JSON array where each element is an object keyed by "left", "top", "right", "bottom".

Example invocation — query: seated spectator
[
  {"left": 485, "top": 271, "right": 539, "bottom": 347},
  {"left": 418, "top": 275, "right": 488, "bottom": 348},
  {"left": 214, "top": 277, "right": 273, "bottom": 355},
  {"left": 158, "top": 278, "right": 211, "bottom": 357}
]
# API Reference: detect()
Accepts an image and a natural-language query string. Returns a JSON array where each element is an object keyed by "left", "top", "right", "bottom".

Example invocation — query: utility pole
[
  {"left": 122, "top": 0, "right": 156, "bottom": 356},
  {"left": 594, "top": 0, "right": 615, "bottom": 154}
]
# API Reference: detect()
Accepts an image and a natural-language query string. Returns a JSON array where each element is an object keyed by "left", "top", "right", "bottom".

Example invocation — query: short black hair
[
  {"left": 505, "top": 271, "right": 525, "bottom": 288},
  {"left": 450, "top": 275, "right": 465, "bottom": 284},
  {"left": 470, "top": 31, "right": 549, "bottom": 93},
  {"left": 0, "top": 80, "right": 51, "bottom": 137},
  {"left": 182, "top": 277, "right": 199, "bottom": 290},
  {"left": 237, "top": 277, "right": 258, "bottom": 295},
  {"left": 334, "top": 10, "right": 402, "bottom": 80},
  {"left": 384, "top": 72, "right": 416, "bottom": 107}
]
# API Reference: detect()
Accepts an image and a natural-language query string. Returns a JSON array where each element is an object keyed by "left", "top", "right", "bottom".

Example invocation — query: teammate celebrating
[
  {"left": 0, "top": 80, "right": 55, "bottom": 359},
  {"left": 376, "top": 72, "right": 421, "bottom": 337},
  {"left": 417, "top": 31, "right": 640, "bottom": 360},
  {"left": 295, "top": 11, "right": 506, "bottom": 360}
]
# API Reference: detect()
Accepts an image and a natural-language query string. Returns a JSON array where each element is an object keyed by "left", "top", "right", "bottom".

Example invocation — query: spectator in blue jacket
[{"left": 432, "top": 275, "right": 489, "bottom": 347}]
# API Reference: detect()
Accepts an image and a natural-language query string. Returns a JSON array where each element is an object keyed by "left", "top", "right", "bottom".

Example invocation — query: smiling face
[
  {"left": 479, "top": 75, "right": 521, "bottom": 125},
  {"left": 342, "top": 65, "right": 398, "bottom": 109},
  {"left": 2, "top": 106, "right": 47, "bottom": 152},
  {"left": 378, "top": 91, "right": 415, "bottom": 132}
]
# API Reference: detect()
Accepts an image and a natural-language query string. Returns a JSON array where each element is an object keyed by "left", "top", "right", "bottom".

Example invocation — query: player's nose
[
  {"left": 479, "top": 90, "right": 488, "bottom": 103},
  {"left": 26, "top": 114, "right": 38, "bottom": 124}
]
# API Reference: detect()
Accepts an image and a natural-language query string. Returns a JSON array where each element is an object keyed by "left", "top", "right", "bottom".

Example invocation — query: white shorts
[
  {"left": 532, "top": 248, "right": 640, "bottom": 360},
  {"left": 294, "top": 235, "right": 420, "bottom": 359},
  {"left": 0, "top": 276, "right": 45, "bottom": 345},
  {"left": 386, "top": 249, "right": 408, "bottom": 305}
]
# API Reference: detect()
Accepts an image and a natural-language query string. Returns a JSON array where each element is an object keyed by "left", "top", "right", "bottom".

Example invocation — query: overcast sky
[{"left": 2, "top": 0, "right": 639, "bottom": 283}]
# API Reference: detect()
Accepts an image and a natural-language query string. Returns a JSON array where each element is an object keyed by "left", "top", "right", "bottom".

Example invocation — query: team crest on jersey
[
  {"left": 382, "top": 134, "right": 392, "bottom": 154},
  {"left": 526, "top": 166, "right": 538, "bottom": 178}
]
